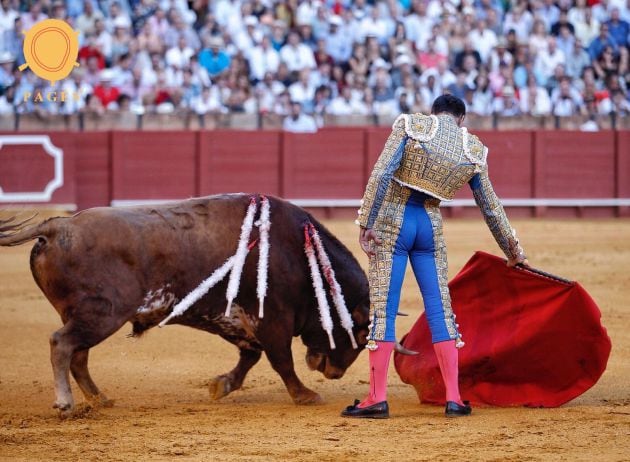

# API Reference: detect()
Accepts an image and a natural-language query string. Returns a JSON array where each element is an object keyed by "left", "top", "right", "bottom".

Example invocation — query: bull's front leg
[
  {"left": 209, "top": 347, "right": 262, "bottom": 400},
  {"left": 263, "top": 339, "right": 322, "bottom": 405}
]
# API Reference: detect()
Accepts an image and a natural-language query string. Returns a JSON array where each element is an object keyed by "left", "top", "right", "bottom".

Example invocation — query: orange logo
[{"left": 18, "top": 19, "right": 80, "bottom": 86}]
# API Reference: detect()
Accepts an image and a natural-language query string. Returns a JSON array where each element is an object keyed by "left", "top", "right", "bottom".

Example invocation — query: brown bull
[{"left": 0, "top": 194, "right": 371, "bottom": 415}]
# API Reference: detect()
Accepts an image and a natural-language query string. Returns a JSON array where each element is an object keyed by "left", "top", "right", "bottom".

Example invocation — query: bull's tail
[{"left": 0, "top": 214, "right": 50, "bottom": 246}]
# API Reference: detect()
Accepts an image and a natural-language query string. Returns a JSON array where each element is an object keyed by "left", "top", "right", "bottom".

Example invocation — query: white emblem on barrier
[{"left": 0, "top": 135, "right": 64, "bottom": 202}]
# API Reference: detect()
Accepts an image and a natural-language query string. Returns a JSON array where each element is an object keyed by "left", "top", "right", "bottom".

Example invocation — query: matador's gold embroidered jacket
[{"left": 356, "top": 113, "right": 525, "bottom": 261}]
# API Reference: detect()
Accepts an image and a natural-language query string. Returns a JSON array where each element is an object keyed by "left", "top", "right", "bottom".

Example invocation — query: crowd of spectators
[{"left": 0, "top": 0, "right": 629, "bottom": 130}]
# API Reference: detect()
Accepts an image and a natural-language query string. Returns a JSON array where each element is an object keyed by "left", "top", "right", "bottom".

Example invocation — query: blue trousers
[{"left": 368, "top": 187, "right": 459, "bottom": 345}]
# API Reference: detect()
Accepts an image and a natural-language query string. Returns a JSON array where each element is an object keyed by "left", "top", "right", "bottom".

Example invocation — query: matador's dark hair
[{"left": 431, "top": 94, "right": 466, "bottom": 118}]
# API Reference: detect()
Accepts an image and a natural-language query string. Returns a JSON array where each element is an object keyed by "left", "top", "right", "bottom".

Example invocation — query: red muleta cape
[{"left": 394, "top": 251, "right": 612, "bottom": 408}]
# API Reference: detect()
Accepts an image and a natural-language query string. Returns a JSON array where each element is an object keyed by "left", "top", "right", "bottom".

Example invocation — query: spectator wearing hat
[
  {"left": 235, "top": 15, "right": 262, "bottom": 59},
  {"left": 492, "top": 85, "right": 522, "bottom": 116},
  {"left": 325, "top": 15, "right": 352, "bottom": 63},
  {"left": 280, "top": 30, "right": 316, "bottom": 73},
  {"left": 270, "top": 20, "right": 287, "bottom": 52},
  {"left": 283, "top": 100, "right": 318, "bottom": 133},
  {"left": 199, "top": 36, "right": 231, "bottom": 77},
  {"left": 391, "top": 53, "right": 414, "bottom": 89},
  {"left": 94, "top": 69, "right": 121, "bottom": 109},
  {"left": 488, "top": 37, "right": 514, "bottom": 73}
]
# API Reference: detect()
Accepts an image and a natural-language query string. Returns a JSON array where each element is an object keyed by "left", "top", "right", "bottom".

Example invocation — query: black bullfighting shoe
[
  {"left": 341, "top": 400, "right": 389, "bottom": 419},
  {"left": 445, "top": 400, "right": 472, "bottom": 417}
]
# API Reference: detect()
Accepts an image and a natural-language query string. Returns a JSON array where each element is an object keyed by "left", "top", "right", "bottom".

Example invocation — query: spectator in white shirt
[
  {"left": 535, "top": 37, "right": 566, "bottom": 83},
  {"left": 75, "top": 0, "right": 104, "bottom": 36},
  {"left": 20, "top": 2, "right": 47, "bottom": 32},
  {"left": 283, "top": 101, "right": 318, "bottom": 133},
  {"left": 280, "top": 31, "right": 317, "bottom": 73},
  {"left": 0, "top": 0, "right": 18, "bottom": 36},
  {"left": 235, "top": 15, "right": 263, "bottom": 60},
  {"left": 192, "top": 86, "right": 226, "bottom": 115},
  {"left": 404, "top": 0, "right": 433, "bottom": 51},
  {"left": 468, "top": 19, "right": 498, "bottom": 64},
  {"left": 165, "top": 35, "right": 194, "bottom": 70},
  {"left": 519, "top": 75, "right": 552, "bottom": 115},
  {"left": 357, "top": 6, "right": 390, "bottom": 45},
  {"left": 502, "top": 4, "right": 533, "bottom": 42},
  {"left": 325, "top": 15, "right": 352, "bottom": 63},
  {"left": 248, "top": 35, "right": 280, "bottom": 83},
  {"left": 551, "top": 77, "right": 583, "bottom": 116},
  {"left": 288, "top": 68, "right": 316, "bottom": 111},
  {"left": 575, "top": 7, "right": 601, "bottom": 46}
]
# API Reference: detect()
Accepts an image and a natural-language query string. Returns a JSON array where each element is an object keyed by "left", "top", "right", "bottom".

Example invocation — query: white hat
[
  {"left": 0, "top": 51, "right": 15, "bottom": 64},
  {"left": 394, "top": 54, "right": 412, "bottom": 67},
  {"left": 99, "top": 68, "right": 115, "bottom": 81},
  {"left": 208, "top": 35, "right": 225, "bottom": 48},
  {"left": 371, "top": 57, "right": 391, "bottom": 71},
  {"left": 113, "top": 16, "right": 130, "bottom": 29},
  {"left": 244, "top": 15, "right": 258, "bottom": 27},
  {"left": 502, "top": 85, "right": 515, "bottom": 97},
  {"left": 329, "top": 15, "right": 343, "bottom": 26}
]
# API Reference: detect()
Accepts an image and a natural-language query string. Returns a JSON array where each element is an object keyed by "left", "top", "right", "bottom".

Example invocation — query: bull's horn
[
  {"left": 397, "top": 311, "right": 409, "bottom": 316},
  {"left": 395, "top": 342, "right": 419, "bottom": 356}
]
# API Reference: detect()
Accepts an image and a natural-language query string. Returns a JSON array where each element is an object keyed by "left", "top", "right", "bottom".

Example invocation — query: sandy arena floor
[{"left": 0, "top": 216, "right": 629, "bottom": 462}]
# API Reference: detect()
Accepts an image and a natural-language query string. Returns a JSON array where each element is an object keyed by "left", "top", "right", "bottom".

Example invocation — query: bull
[{"left": 0, "top": 194, "right": 371, "bottom": 415}]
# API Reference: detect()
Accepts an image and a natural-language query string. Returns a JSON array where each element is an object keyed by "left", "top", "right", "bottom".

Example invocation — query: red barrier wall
[
  {"left": 111, "top": 131, "right": 197, "bottom": 201},
  {"left": 199, "top": 130, "right": 281, "bottom": 196},
  {"left": 1, "top": 129, "right": 628, "bottom": 218}
]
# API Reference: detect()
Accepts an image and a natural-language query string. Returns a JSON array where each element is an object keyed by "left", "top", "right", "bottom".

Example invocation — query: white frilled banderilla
[{"left": 159, "top": 196, "right": 359, "bottom": 351}]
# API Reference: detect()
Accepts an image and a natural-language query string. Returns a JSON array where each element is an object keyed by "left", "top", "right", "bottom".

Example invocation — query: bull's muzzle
[{"left": 305, "top": 351, "right": 345, "bottom": 379}]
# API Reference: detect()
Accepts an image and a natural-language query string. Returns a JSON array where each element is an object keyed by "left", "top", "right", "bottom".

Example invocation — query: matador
[{"left": 342, "top": 95, "right": 528, "bottom": 419}]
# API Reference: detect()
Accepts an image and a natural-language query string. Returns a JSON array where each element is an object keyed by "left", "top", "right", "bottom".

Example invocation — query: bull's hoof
[
  {"left": 292, "top": 390, "right": 323, "bottom": 405},
  {"left": 52, "top": 401, "right": 72, "bottom": 411},
  {"left": 58, "top": 402, "right": 98, "bottom": 420},
  {"left": 208, "top": 375, "right": 233, "bottom": 400},
  {"left": 87, "top": 394, "right": 115, "bottom": 409}
]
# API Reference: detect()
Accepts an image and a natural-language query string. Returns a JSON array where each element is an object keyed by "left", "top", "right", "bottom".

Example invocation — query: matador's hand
[
  {"left": 507, "top": 256, "right": 529, "bottom": 268},
  {"left": 359, "top": 227, "right": 382, "bottom": 257}
]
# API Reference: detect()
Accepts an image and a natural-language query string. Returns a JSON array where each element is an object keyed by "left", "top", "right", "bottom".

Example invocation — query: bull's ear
[
  {"left": 351, "top": 300, "right": 370, "bottom": 326},
  {"left": 356, "top": 328, "right": 368, "bottom": 346}
]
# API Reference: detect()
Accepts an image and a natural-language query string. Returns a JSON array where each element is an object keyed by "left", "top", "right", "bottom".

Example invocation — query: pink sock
[
  {"left": 358, "top": 341, "right": 395, "bottom": 408},
  {"left": 433, "top": 340, "right": 463, "bottom": 405}
]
